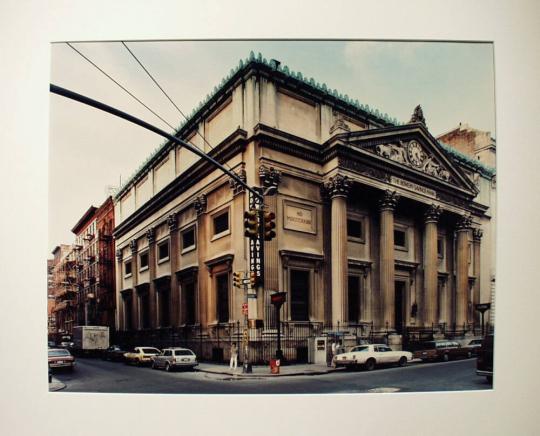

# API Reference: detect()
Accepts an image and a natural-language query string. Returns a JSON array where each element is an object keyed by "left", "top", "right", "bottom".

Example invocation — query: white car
[
  {"left": 151, "top": 347, "right": 198, "bottom": 372},
  {"left": 334, "top": 344, "right": 413, "bottom": 371}
]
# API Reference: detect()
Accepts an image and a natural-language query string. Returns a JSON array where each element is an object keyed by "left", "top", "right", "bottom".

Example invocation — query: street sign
[
  {"left": 270, "top": 291, "right": 287, "bottom": 306},
  {"left": 248, "top": 189, "right": 264, "bottom": 286}
]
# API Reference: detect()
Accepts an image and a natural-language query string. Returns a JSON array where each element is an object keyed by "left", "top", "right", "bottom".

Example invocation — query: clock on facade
[{"left": 407, "top": 141, "right": 425, "bottom": 167}]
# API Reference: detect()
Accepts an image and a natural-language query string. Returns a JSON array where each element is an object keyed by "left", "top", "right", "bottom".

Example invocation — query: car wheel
[
  {"left": 443, "top": 353, "right": 449, "bottom": 362},
  {"left": 165, "top": 362, "right": 171, "bottom": 372},
  {"left": 151, "top": 361, "right": 156, "bottom": 369},
  {"left": 365, "top": 358, "right": 376, "bottom": 371},
  {"left": 398, "top": 356, "right": 407, "bottom": 367}
]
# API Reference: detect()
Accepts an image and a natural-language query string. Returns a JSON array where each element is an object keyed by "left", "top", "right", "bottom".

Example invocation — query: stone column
[
  {"left": 146, "top": 227, "right": 157, "bottom": 328},
  {"left": 115, "top": 249, "right": 123, "bottom": 331},
  {"left": 378, "top": 190, "right": 400, "bottom": 330},
  {"left": 455, "top": 215, "right": 472, "bottom": 328},
  {"left": 423, "top": 204, "right": 442, "bottom": 327},
  {"left": 129, "top": 239, "right": 139, "bottom": 329},
  {"left": 259, "top": 165, "right": 282, "bottom": 327},
  {"left": 472, "top": 228, "right": 483, "bottom": 327},
  {"left": 323, "top": 174, "right": 351, "bottom": 326},
  {"left": 168, "top": 213, "right": 179, "bottom": 326}
]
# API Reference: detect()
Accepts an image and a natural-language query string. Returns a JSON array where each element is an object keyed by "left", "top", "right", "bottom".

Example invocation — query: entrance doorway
[
  {"left": 290, "top": 270, "right": 310, "bottom": 321},
  {"left": 394, "top": 281, "right": 406, "bottom": 334}
]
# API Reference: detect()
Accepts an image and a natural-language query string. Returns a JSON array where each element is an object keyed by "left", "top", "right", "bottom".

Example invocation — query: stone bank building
[{"left": 113, "top": 53, "right": 495, "bottom": 362}]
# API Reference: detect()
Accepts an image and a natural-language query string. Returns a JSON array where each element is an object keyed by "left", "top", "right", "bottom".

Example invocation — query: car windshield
[
  {"left": 175, "top": 350, "right": 194, "bottom": 356},
  {"left": 142, "top": 348, "right": 159, "bottom": 354},
  {"left": 48, "top": 349, "right": 70, "bottom": 357}
]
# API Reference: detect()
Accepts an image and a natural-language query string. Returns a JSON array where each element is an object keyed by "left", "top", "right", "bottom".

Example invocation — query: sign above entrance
[
  {"left": 389, "top": 176, "right": 437, "bottom": 199},
  {"left": 283, "top": 201, "right": 316, "bottom": 234}
]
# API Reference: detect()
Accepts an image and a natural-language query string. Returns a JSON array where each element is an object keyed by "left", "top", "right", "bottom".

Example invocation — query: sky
[{"left": 49, "top": 40, "right": 495, "bottom": 251}]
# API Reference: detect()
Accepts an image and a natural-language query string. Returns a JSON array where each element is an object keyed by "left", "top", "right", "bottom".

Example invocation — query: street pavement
[{"left": 50, "top": 356, "right": 492, "bottom": 394}]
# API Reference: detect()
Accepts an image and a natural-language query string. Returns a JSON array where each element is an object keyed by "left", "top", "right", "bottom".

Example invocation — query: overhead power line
[
  {"left": 66, "top": 42, "right": 175, "bottom": 130},
  {"left": 121, "top": 41, "right": 228, "bottom": 162}
]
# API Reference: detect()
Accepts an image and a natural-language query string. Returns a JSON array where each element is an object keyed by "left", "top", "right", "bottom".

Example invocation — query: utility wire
[
  {"left": 121, "top": 41, "right": 231, "bottom": 168},
  {"left": 66, "top": 42, "right": 176, "bottom": 130}
]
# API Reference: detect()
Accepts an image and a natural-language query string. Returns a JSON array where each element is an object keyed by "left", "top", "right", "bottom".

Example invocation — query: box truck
[{"left": 72, "top": 326, "right": 109, "bottom": 355}]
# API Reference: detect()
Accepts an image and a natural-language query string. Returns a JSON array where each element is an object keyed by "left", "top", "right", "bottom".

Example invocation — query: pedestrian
[{"left": 230, "top": 342, "right": 238, "bottom": 371}]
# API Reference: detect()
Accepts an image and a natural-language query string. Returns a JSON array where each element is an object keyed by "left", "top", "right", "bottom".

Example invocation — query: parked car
[
  {"left": 48, "top": 348, "right": 75, "bottom": 371},
  {"left": 102, "top": 345, "right": 128, "bottom": 362},
  {"left": 124, "top": 347, "right": 161, "bottom": 365},
  {"left": 413, "top": 340, "right": 472, "bottom": 362},
  {"left": 151, "top": 348, "right": 198, "bottom": 372},
  {"left": 476, "top": 334, "right": 494, "bottom": 383},
  {"left": 333, "top": 344, "right": 412, "bottom": 371},
  {"left": 466, "top": 338, "right": 483, "bottom": 356}
]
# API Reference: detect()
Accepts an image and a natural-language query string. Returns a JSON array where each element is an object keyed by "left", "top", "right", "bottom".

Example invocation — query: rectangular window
[
  {"left": 290, "top": 270, "right": 310, "bottom": 321},
  {"left": 139, "top": 251, "right": 149, "bottom": 270},
  {"left": 181, "top": 226, "right": 196, "bottom": 251},
  {"left": 213, "top": 210, "right": 229, "bottom": 235},
  {"left": 158, "top": 240, "right": 170, "bottom": 261},
  {"left": 216, "top": 273, "right": 229, "bottom": 323},
  {"left": 347, "top": 219, "right": 363, "bottom": 240},
  {"left": 394, "top": 229, "right": 407, "bottom": 249},
  {"left": 124, "top": 261, "right": 132, "bottom": 277}
]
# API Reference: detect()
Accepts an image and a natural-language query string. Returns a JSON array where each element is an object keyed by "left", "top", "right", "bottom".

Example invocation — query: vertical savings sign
[{"left": 249, "top": 189, "right": 263, "bottom": 286}]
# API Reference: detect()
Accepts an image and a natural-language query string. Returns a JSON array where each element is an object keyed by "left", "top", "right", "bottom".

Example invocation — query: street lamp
[{"left": 270, "top": 291, "right": 287, "bottom": 361}]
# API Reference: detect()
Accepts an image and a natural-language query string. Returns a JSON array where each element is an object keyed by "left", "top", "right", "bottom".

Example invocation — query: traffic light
[
  {"left": 244, "top": 209, "right": 259, "bottom": 238},
  {"left": 263, "top": 211, "right": 276, "bottom": 241},
  {"left": 249, "top": 271, "right": 257, "bottom": 288},
  {"left": 233, "top": 271, "right": 243, "bottom": 288}
]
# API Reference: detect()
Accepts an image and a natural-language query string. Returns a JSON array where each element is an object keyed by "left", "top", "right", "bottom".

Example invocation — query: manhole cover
[{"left": 367, "top": 387, "right": 401, "bottom": 393}]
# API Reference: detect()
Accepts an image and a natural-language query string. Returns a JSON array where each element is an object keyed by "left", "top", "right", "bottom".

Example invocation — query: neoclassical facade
[{"left": 113, "top": 54, "right": 495, "bottom": 354}]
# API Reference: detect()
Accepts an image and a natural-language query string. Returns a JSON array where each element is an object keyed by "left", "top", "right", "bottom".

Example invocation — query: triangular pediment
[{"left": 344, "top": 124, "right": 477, "bottom": 194}]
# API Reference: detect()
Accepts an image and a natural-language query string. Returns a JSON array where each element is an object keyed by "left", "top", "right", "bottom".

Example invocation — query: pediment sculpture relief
[{"left": 375, "top": 140, "right": 451, "bottom": 182}]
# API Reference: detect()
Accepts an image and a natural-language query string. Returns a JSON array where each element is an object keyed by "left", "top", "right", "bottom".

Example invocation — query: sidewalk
[
  {"left": 197, "top": 362, "right": 344, "bottom": 378},
  {"left": 49, "top": 377, "right": 66, "bottom": 392}
]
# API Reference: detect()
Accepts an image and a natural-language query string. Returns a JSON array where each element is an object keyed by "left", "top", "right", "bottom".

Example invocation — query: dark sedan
[
  {"left": 102, "top": 345, "right": 128, "bottom": 362},
  {"left": 413, "top": 340, "right": 472, "bottom": 362}
]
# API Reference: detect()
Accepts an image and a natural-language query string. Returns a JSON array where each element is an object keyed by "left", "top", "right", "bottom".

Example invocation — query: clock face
[{"left": 407, "top": 141, "right": 425, "bottom": 167}]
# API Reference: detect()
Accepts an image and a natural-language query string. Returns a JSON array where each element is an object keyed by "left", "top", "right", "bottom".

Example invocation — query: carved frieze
[
  {"left": 374, "top": 139, "right": 451, "bottom": 182},
  {"left": 193, "top": 194, "right": 207, "bottom": 216},
  {"left": 129, "top": 239, "right": 137, "bottom": 254},
  {"left": 322, "top": 174, "right": 351, "bottom": 199},
  {"left": 424, "top": 204, "right": 442, "bottom": 223},
  {"left": 436, "top": 191, "right": 469, "bottom": 209},
  {"left": 115, "top": 249, "right": 123, "bottom": 261},
  {"left": 329, "top": 116, "right": 351, "bottom": 135},
  {"left": 409, "top": 104, "right": 426, "bottom": 125},
  {"left": 338, "top": 158, "right": 390, "bottom": 182},
  {"left": 378, "top": 190, "right": 400, "bottom": 211}
]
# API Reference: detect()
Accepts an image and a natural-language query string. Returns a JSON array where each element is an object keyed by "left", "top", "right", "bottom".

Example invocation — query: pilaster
[
  {"left": 168, "top": 212, "right": 179, "bottom": 326},
  {"left": 115, "top": 249, "right": 123, "bottom": 331},
  {"left": 146, "top": 227, "right": 157, "bottom": 328},
  {"left": 472, "top": 228, "right": 483, "bottom": 327},
  {"left": 129, "top": 239, "right": 139, "bottom": 329},
  {"left": 194, "top": 194, "right": 208, "bottom": 326}
]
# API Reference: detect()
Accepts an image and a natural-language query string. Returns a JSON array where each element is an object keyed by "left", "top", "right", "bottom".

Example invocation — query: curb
[
  {"left": 49, "top": 378, "right": 67, "bottom": 392},
  {"left": 197, "top": 366, "right": 344, "bottom": 378}
]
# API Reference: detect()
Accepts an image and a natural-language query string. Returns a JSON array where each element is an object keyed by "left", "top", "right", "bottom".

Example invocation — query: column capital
[
  {"left": 129, "top": 239, "right": 137, "bottom": 254},
  {"left": 322, "top": 174, "right": 351, "bottom": 199},
  {"left": 424, "top": 204, "right": 442, "bottom": 223},
  {"left": 167, "top": 212, "right": 178, "bottom": 231},
  {"left": 456, "top": 214, "right": 472, "bottom": 231},
  {"left": 259, "top": 164, "right": 282, "bottom": 191},
  {"left": 228, "top": 167, "right": 247, "bottom": 195},
  {"left": 472, "top": 228, "right": 483, "bottom": 241},
  {"left": 378, "top": 190, "right": 400, "bottom": 212},
  {"left": 116, "top": 249, "right": 123, "bottom": 262},
  {"left": 193, "top": 194, "right": 207, "bottom": 216},
  {"left": 146, "top": 227, "right": 156, "bottom": 244}
]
